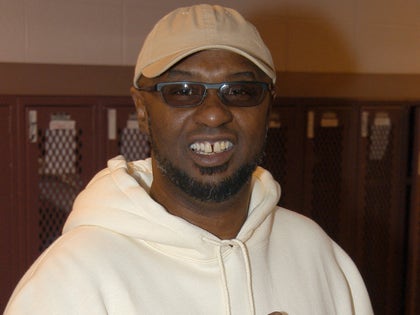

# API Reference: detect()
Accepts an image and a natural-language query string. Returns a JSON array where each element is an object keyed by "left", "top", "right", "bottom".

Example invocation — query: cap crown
[{"left": 134, "top": 4, "right": 276, "bottom": 87}]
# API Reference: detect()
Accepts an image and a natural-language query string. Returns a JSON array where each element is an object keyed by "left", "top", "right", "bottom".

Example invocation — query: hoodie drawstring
[
  {"left": 204, "top": 237, "right": 255, "bottom": 315},
  {"left": 216, "top": 243, "right": 232, "bottom": 315},
  {"left": 230, "top": 239, "right": 255, "bottom": 315}
]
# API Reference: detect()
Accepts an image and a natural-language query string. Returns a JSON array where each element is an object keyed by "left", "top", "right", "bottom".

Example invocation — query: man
[{"left": 5, "top": 4, "right": 373, "bottom": 315}]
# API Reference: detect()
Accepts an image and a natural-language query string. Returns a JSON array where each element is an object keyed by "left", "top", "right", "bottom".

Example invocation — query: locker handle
[
  {"left": 28, "top": 110, "right": 37, "bottom": 143},
  {"left": 108, "top": 109, "right": 117, "bottom": 140},
  {"left": 417, "top": 151, "right": 420, "bottom": 176},
  {"left": 361, "top": 111, "right": 369, "bottom": 138},
  {"left": 307, "top": 111, "right": 314, "bottom": 139}
]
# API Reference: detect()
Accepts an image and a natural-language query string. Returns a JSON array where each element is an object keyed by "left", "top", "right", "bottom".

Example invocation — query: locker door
[
  {"left": 302, "top": 105, "right": 358, "bottom": 258},
  {"left": 263, "top": 101, "right": 304, "bottom": 210},
  {"left": 356, "top": 105, "right": 409, "bottom": 315},
  {"left": 0, "top": 97, "right": 18, "bottom": 312},
  {"left": 405, "top": 106, "right": 420, "bottom": 315},
  {"left": 19, "top": 97, "right": 97, "bottom": 268},
  {"left": 99, "top": 97, "right": 150, "bottom": 165}
]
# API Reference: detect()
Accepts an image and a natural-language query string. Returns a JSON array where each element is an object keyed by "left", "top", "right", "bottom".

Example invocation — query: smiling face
[{"left": 132, "top": 50, "right": 273, "bottom": 203}]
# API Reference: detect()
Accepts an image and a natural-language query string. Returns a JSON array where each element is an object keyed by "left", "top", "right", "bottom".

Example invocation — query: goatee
[{"left": 154, "top": 154, "right": 262, "bottom": 202}]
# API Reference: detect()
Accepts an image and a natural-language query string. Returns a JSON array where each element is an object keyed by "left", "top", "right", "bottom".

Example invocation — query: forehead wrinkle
[
  {"left": 162, "top": 50, "right": 266, "bottom": 82},
  {"left": 166, "top": 69, "right": 194, "bottom": 79},
  {"left": 227, "top": 71, "right": 258, "bottom": 80},
  {"left": 165, "top": 69, "right": 259, "bottom": 83}
]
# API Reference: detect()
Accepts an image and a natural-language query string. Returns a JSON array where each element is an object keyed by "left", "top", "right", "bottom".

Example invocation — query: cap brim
[{"left": 134, "top": 45, "right": 276, "bottom": 87}]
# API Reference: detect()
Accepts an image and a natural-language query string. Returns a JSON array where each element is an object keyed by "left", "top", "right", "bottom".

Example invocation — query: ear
[
  {"left": 130, "top": 87, "right": 149, "bottom": 135},
  {"left": 270, "top": 84, "right": 278, "bottom": 99}
]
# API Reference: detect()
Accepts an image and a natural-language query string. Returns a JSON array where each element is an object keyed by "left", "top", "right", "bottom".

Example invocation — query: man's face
[{"left": 134, "top": 50, "right": 273, "bottom": 202}]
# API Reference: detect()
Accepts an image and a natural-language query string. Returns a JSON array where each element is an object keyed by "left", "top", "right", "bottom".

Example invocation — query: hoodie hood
[
  {"left": 8, "top": 155, "right": 373, "bottom": 315},
  {"left": 63, "top": 156, "right": 281, "bottom": 259}
]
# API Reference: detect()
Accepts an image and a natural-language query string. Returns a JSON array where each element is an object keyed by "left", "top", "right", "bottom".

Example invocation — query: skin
[{"left": 131, "top": 50, "right": 274, "bottom": 239}]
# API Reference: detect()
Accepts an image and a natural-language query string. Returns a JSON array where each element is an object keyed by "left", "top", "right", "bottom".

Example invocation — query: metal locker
[
  {"left": 99, "top": 97, "right": 150, "bottom": 166},
  {"left": 356, "top": 105, "right": 409, "bottom": 315},
  {"left": 405, "top": 106, "right": 420, "bottom": 315},
  {"left": 18, "top": 97, "right": 97, "bottom": 269},
  {"left": 0, "top": 97, "right": 18, "bottom": 312},
  {"left": 302, "top": 104, "right": 359, "bottom": 258},
  {"left": 263, "top": 100, "right": 305, "bottom": 210}
]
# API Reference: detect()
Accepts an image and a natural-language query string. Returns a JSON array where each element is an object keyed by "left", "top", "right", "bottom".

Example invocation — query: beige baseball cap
[{"left": 133, "top": 4, "right": 276, "bottom": 88}]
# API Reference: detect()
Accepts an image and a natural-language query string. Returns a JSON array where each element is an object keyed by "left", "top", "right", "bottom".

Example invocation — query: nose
[{"left": 193, "top": 90, "right": 233, "bottom": 127}]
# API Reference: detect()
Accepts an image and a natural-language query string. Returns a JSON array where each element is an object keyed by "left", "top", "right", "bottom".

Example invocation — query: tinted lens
[
  {"left": 160, "top": 83, "right": 205, "bottom": 107},
  {"left": 220, "top": 82, "right": 266, "bottom": 107},
  {"left": 155, "top": 81, "right": 269, "bottom": 107}
]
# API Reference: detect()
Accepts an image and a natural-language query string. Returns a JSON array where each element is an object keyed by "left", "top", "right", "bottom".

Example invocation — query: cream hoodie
[{"left": 5, "top": 156, "right": 373, "bottom": 315}]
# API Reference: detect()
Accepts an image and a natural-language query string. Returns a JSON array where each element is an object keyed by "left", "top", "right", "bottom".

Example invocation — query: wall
[{"left": 0, "top": 0, "right": 419, "bottom": 74}]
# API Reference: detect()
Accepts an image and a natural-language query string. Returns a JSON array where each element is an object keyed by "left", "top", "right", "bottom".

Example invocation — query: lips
[{"left": 189, "top": 140, "right": 233, "bottom": 155}]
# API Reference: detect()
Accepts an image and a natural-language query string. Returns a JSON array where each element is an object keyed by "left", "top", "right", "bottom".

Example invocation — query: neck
[{"left": 150, "top": 171, "right": 252, "bottom": 240}]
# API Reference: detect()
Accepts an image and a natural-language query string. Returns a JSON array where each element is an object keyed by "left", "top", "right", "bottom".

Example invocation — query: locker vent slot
[
  {"left": 37, "top": 128, "right": 83, "bottom": 252},
  {"left": 311, "top": 125, "right": 343, "bottom": 239},
  {"left": 118, "top": 128, "right": 150, "bottom": 162},
  {"left": 362, "top": 124, "right": 395, "bottom": 313},
  {"left": 264, "top": 127, "right": 287, "bottom": 205}
]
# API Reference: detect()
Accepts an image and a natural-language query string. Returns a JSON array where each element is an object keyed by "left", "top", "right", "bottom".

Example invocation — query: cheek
[
  {"left": 238, "top": 109, "right": 270, "bottom": 141},
  {"left": 148, "top": 108, "right": 190, "bottom": 147}
]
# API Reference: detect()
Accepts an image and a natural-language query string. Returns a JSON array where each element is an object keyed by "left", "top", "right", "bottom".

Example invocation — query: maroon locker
[
  {"left": 263, "top": 100, "right": 305, "bottom": 210},
  {"left": 17, "top": 97, "right": 97, "bottom": 270},
  {"left": 356, "top": 105, "right": 409, "bottom": 315},
  {"left": 302, "top": 104, "right": 359, "bottom": 258},
  {"left": 98, "top": 97, "right": 150, "bottom": 166},
  {"left": 0, "top": 97, "right": 19, "bottom": 312},
  {"left": 405, "top": 106, "right": 420, "bottom": 315}
]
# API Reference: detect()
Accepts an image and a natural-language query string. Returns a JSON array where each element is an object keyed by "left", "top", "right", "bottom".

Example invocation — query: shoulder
[
  {"left": 270, "top": 207, "right": 336, "bottom": 253},
  {"left": 274, "top": 208, "right": 328, "bottom": 237},
  {"left": 5, "top": 227, "right": 115, "bottom": 314},
  {"left": 41, "top": 226, "right": 133, "bottom": 267},
  {"left": 13, "top": 226, "right": 137, "bottom": 292},
  {"left": 19, "top": 227, "right": 120, "bottom": 281}
]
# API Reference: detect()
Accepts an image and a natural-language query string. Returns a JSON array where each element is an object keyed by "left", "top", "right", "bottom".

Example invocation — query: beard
[
  {"left": 154, "top": 152, "right": 263, "bottom": 203},
  {"left": 149, "top": 133, "right": 265, "bottom": 203}
]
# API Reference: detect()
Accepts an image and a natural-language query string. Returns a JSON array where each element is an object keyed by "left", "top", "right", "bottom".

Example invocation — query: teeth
[
  {"left": 190, "top": 141, "right": 233, "bottom": 154},
  {"left": 204, "top": 142, "right": 212, "bottom": 153}
]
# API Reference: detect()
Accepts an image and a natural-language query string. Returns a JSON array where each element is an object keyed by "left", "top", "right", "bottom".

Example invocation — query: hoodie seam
[{"left": 141, "top": 238, "right": 235, "bottom": 263}]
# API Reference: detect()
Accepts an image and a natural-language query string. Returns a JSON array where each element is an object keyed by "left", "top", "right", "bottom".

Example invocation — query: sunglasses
[{"left": 136, "top": 81, "right": 272, "bottom": 108}]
